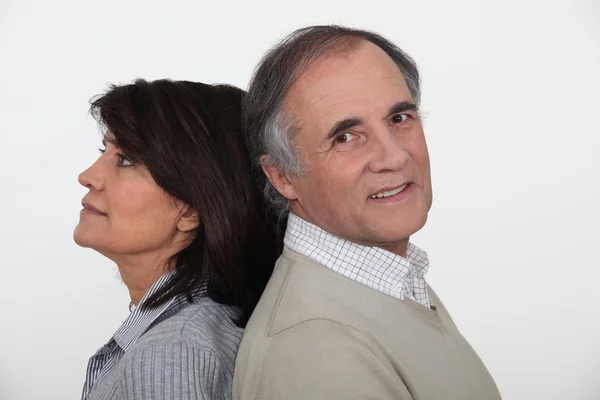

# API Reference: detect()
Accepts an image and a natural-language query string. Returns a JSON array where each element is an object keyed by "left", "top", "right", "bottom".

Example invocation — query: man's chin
[{"left": 374, "top": 214, "right": 428, "bottom": 241}]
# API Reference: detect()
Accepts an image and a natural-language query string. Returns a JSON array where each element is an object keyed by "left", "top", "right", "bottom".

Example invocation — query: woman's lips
[{"left": 81, "top": 201, "right": 107, "bottom": 216}]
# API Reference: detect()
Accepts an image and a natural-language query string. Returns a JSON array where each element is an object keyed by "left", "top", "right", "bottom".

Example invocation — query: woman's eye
[
  {"left": 391, "top": 113, "right": 409, "bottom": 124},
  {"left": 334, "top": 132, "right": 355, "bottom": 144},
  {"left": 118, "top": 154, "right": 134, "bottom": 167},
  {"left": 98, "top": 147, "right": 106, "bottom": 154}
]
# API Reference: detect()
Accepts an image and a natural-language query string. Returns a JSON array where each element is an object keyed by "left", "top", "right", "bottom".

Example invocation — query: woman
[{"left": 73, "top": 79, "right": 280, "bottom": 400}]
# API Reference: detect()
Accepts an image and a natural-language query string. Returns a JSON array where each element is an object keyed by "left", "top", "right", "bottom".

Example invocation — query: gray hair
[{"left": 243, "top": 25, "right": 422, "bottom": 218}]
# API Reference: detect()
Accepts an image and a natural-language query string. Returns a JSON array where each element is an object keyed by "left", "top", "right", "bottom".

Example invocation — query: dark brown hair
[{"left": 90, "top": 79, "right": 281, "bottom": 326}]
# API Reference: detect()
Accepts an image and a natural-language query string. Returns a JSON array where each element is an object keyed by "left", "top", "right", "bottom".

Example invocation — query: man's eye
[
  {"left": 391, "top": 114, "right": 409, "bottom": 124},
  {"left": 334, "top": 132, "right": 354, "bottom": 144}
]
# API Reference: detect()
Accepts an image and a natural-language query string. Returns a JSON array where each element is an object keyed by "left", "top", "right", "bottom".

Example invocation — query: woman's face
[{"left": 73, "top": 135, "right": 194, "bottom": 261}]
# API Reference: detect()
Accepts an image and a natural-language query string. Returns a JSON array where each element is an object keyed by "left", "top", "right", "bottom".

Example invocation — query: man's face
[{"left": 272, "top": 41, "right": 432, "bottom": 256}]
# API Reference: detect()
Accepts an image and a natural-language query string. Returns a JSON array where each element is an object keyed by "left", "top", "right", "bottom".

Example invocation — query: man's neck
[
  {"left": 377, "top": 239, "right": 410, "bottom": 258},
  {"left": 287, "top": 210, "right": 411, "bottom": 258}
]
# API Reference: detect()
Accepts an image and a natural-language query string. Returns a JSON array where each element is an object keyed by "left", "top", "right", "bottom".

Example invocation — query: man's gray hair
[{"left": 243, "top": 25, "right": 421, "bottom": 218}]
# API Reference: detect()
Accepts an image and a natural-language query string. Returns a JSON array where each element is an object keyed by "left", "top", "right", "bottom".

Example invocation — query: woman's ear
[{"left": 177, "top": 206, "right": 200, "bottom": 233}]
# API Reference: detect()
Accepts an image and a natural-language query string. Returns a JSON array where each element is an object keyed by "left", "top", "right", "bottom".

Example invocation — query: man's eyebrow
[
  {"left": 326, "top": 101, "right": 419, "bottom": 140},
  {"left": 326, "top": 117, "right": 364, "bottom": 140},
  {"left": 385, "top": 101, "right": 418, "bottom": 119}
]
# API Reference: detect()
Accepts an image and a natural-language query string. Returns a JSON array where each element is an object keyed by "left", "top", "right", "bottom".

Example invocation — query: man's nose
[{"left": 367, "top": 127, "right": 410, "bottom": 173}]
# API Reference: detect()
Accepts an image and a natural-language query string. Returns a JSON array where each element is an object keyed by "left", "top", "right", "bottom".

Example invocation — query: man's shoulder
[
  {"left": 233, "top": 255, "right": 399, "bottom": 400},
  {"left": 245, "top": 248, "right": 378, "bottom": 339}
]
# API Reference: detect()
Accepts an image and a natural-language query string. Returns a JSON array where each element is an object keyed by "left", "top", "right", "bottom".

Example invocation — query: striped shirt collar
[
  {"left": 112, "top": 271, "right": 177, "bottom": 353},
  {"left": 83, "top": 271, "right": 188, "bottom": 399},
  {"left": 284, "top": 212, "right": 430, "bottom": 307}
]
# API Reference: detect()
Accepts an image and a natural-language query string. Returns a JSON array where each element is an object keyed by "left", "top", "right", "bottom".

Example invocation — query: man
[{"left": 234, "top": 25, "right": 501, "bottom": 400}]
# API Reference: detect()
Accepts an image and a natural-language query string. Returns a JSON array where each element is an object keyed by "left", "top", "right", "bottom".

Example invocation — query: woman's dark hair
[{"left": 89, "top": 79, "right": 281, "bottom": 326}]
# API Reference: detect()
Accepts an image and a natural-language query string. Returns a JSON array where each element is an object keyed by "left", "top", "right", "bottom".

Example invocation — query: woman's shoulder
[
  {"left": 101, "top": 298, "right": 243, "bottom": 399},
  {"left": 132, "top": 296, "right": 244, "bottom": 357}
]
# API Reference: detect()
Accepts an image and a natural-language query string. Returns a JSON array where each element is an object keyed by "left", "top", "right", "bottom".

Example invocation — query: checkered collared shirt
[{"left": 284, "top": 213, "right": 430, "bottom": 307}]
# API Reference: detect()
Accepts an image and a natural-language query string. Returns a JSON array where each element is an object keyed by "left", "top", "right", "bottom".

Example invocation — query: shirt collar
[
  {"left": 284, "top": 213, "right": 430, "bottom": 306},
  {"left": 112, "top": 271, "right": 177, "bottom": 352}
]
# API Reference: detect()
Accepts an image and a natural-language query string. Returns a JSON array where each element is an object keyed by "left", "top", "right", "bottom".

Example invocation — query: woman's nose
[{"left": 78, "top": 160, "right": 105, "bottom": 191}]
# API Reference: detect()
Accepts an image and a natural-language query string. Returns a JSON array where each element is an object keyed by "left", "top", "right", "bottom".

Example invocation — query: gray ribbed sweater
[{"left": 89, "top": 298, "right": 243, "bottom": 400}]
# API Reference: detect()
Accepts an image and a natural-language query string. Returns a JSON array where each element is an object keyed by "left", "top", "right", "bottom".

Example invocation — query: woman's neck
[{"left": 113, "top": 252, "right": 173, "bottom": 306}]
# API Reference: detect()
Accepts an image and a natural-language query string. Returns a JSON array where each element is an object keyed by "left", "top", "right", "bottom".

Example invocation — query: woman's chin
[{"left": 73, "top": 225, "right": 95, "bottom": 249}]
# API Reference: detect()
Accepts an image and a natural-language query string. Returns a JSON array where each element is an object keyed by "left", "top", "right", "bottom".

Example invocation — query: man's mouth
[{"left": 369, "top": 184, "right": 409, "bottom": 199}]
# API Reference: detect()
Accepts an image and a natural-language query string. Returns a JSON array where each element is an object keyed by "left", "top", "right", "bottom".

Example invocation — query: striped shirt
[
  {"left": 284, "top": 212, "right": 430, "bottom": 307},
  {"left": 82, "top": 272, "right": 241, "bottom": 399}
]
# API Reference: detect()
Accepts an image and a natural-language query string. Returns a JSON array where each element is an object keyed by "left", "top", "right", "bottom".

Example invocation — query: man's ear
[
  {"left": 177, "top": 206, "right": 200, "bottom": 233},
  {"left": 261, "top": 155, "right": 299, "bottom": 201}
]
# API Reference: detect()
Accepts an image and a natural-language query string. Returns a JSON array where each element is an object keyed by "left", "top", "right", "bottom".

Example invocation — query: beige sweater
[{"left": 233, "top": 248, "right": 501, "bottom": 400}]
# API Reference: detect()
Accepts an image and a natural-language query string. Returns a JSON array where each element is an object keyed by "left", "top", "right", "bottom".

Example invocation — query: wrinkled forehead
[{"left": 285, "top": 41, "right": 413, "bottom": 133}]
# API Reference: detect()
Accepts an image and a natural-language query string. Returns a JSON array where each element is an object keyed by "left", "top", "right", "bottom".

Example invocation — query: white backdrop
[{"left": 1, "top": 0, "right": 599, "bottom": 399}]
